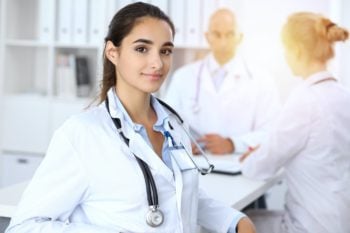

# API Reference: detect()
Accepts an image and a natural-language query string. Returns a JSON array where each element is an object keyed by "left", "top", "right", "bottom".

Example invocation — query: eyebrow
[{"left": 133, "top": 38, "right": 174, "bottom": 47}]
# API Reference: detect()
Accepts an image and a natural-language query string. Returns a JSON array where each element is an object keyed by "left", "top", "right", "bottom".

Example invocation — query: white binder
[
  {"left": 38, "top": 0, "right": 54, "bottom": 42},
  {"left": 170, "top": 0, "right": 185, "bottom": 46},
  {"left": 72, "top": 0, "right": 88, "bottom": 44},
  {"left": 185, "top": 0, "right": 201, "bottom": 47},
  {"left": 105, "top": 0, "right": 118, "bottom": 26},
  {"left": 89, "top": 0, "right": 107, "bottom": 45},
  {"left": 57, "top": 0, "right": 73, "bottom": 43}
]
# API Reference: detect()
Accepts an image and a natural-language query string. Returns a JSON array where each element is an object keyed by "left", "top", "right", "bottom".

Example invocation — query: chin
[{"left": 143, "top": 85, "right": 162, "bottom": 94}]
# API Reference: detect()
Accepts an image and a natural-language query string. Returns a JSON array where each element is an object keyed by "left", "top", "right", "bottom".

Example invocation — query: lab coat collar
[
  {"left": 105, "top": 87, "right": 170, "bottom": 136},
  {"left": 304, "top": 70, "right": 335, "bottom": 86},
  {"left": 206, "top": 53, "right": 248, "bottom": 80},
  {"left": 105, "top": 87, "right": 175, "bottom": 184}
]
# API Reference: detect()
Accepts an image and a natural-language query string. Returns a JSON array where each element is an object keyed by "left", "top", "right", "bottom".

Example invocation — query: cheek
[{"left": 162, "top": 57, "right": 172, "bottom": 73}]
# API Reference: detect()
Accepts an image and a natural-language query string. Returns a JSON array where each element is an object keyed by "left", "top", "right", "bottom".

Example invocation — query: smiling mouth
[{"left": 142, "top": 73, "right": 163, "bottom": 80}]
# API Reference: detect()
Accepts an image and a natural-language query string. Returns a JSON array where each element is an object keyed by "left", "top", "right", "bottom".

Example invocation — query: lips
[{"left": 142, "top": 73, "right": 163, "bottom": 80}]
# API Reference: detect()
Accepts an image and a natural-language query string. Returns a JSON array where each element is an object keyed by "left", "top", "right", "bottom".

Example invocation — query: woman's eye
[
  {"left": 135, "top": 47, "right": 148, "bottom": 53},
  {"left": 161, "top": 48, "right": 173, "bottom": 56}
]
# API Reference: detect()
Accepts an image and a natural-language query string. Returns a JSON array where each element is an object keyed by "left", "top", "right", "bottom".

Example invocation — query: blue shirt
[{"left": 113, "top": 93, "right": 173, "bottom": 169}]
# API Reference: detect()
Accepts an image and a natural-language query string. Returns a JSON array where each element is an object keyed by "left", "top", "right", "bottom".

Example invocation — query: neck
[
  {"left": 300, "top": 61, "right": 327, "bottom": 79},
  {"left": 115, "top": 86, "right": 154, "bottom": 124}
]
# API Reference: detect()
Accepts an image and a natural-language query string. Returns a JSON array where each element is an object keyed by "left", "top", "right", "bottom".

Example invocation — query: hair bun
[{"left": 325, "top": 21, "right": 349, "bottom": 42}]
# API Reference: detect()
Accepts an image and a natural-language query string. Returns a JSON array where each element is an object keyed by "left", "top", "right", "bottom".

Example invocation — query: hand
[
  {"left": 197, "top": 134, "right": 234, "bottom": 155},
  {"left": 237, "top": 217, "right": 256, "bottom": 233},
  {"left": 191, "top": 142, "right": 202, "bottom": 155},
  {"left": 239, "top": 145, "right": 260, "bottom": 162}
]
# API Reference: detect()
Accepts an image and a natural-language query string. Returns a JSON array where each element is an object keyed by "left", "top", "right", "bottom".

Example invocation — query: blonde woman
[{"left": 240, "top": 12, "right": 350, "bottom": 233}]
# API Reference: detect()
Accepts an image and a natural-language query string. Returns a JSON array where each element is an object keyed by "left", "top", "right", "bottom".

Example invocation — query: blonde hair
[{"left": 282, "top": 12, "right": 349, "bottom": 63}]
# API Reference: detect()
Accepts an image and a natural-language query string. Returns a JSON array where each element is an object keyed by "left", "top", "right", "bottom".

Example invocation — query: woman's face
[{"left": 108, "top": 17, "right": 174, "bottom": 95}]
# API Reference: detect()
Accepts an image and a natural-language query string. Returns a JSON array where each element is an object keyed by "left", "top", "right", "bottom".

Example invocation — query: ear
[
  {"left": 105, "top": 41, "right": 119, "bottom": 65},
  {"left": 236, "top": 33, "right": 243, "bottom": 44}
]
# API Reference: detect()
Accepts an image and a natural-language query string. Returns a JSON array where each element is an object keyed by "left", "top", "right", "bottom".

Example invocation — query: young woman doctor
[
  {"left": 240, "top": 12, "right": 350, "bottom": 233},
  {"left": 6, "top": 2, "right": 255, "bottom": 233}
]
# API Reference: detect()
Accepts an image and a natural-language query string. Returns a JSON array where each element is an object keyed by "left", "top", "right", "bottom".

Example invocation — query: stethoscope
[
  {"left": 192, "top": 56, "right": 253, "bottom": 114},
  {"left": 105, "top": 96, "right": 214, "bottom": 228}
]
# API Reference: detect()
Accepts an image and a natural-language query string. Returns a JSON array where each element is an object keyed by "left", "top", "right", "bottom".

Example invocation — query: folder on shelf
[
  {"left": 185, "top": 0, "right": 201, "bottom": 46},
  {"left": 38, "top": 0, "right": 54, "bottom": 42},
  {"left": 56, "top": 54, "right": 76, "bottom": 98},
  {"left": 57, "top": 0, "right": 73, "bottom": 43},
  {"left": 75, "top": 56, "right": 91, "bottom": 97},
  {"left": 88, "top": 0, "right": 117, "bottom": 45},
  {"left": 72, "top": 0, "right": 88, "bottom": 44},
  {"left": 170, "top": 0, "right": 185, "bottom": 46}
]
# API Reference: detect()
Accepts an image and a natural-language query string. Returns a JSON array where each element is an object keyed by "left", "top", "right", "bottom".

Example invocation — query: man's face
[{"left": 206, "top": 11, "right": 242, "bottom": 62}]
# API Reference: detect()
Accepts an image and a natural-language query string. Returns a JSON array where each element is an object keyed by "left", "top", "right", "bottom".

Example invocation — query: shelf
[
  {"left": 5, "top": 39, "right": 49, "bottom": 47},
  {"left": 54, "top": 43, "right": 100, "bottom": 49}
]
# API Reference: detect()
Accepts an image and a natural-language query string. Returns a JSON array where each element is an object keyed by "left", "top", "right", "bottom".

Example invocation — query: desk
[
  {"left": 0, "top": 172, "right": 282, "bottom": 218},
  {"left": 0, "top": 182, "right": 27, "bottom": 218},
  {"left": 199, "top": 172, "right": 282, "bottom": 210}
]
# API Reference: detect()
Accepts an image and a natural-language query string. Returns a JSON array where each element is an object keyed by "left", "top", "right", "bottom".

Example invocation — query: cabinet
[{"left": 0, "top": 153, "right": 43, "bottom": 187}]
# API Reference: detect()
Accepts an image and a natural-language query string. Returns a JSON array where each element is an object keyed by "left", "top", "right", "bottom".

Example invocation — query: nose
[{"left": 150, "top": 52, "right": 163, "bottom": 70}]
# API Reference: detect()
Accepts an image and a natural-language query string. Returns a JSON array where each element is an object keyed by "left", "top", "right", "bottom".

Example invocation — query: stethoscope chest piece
[{"left": 146, "top": 206, "right": 164, "bottom": 227}]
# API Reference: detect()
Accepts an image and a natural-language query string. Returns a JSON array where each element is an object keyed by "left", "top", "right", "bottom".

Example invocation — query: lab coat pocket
[{"left": 170, "top": 147, "right": 196, "bottom": 172}]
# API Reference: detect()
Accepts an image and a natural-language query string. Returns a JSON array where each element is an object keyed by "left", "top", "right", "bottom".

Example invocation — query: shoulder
[
  {"left": 57, "top": 104, "right": 109, "bottom": 140},
  {"left": 284, "top": 83, "right": 315, "bottom": 113}
]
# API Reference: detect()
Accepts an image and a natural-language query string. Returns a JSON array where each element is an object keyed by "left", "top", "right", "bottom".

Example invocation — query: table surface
[{"left": 199, "top": 171, "right": 283, "bottom": 210}]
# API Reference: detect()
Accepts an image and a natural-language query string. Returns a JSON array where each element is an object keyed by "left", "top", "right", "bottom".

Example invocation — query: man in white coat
[{"left": 165, "top": 9, "right": 280, "bottom": 156}]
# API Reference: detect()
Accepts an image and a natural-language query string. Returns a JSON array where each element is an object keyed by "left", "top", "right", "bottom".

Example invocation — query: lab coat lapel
[
  {"left": 171, "top": 155, "right": 183, "bottom": 216},
  {"left": 128, "top": 131, "right": 174, "bottom": 185},
  {"left": 220, "top": 59, "right": 245, "bottom": 94}
]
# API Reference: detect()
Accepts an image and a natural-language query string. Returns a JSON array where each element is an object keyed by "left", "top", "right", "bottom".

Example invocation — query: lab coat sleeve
[
  {"left": 241, "top": 90, "right": 313, "bottom": 180},
  {"left": 5, "top": 127, "right": 115, "bottom": 233},
  {"left": 231, "top": 70, "right": 281, "bottom": 153},
  {"left": 197, "top": 188, "right": 245, "bottom": 233}
]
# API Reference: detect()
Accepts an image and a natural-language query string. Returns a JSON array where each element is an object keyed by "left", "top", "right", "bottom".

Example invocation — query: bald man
[{"left": 165, "top": 9, "right": 280, "bottom": 156}]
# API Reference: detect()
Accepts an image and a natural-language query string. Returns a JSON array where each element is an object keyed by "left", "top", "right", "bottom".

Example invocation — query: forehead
[
  {"left": 123, "top": 17, "right": 173, "bottom": 44},
  {"left": 209, "top": 12, "right": 237, "bottom": 32}
]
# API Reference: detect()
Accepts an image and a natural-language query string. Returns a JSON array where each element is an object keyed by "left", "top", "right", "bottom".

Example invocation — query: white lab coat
[
  {"left": 165, "top": 54, "right": 280, "bottom": 153},
  {"left": 6, "top": 90, "right": 242, "bottom": 233},
  {"left": 242, "top": 71, "right": 350, "bottom": 233}
]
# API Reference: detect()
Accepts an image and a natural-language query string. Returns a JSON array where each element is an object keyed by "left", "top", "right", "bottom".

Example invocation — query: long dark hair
[{"left": 98, "top": 2, "right": 175, "bottom": 103}]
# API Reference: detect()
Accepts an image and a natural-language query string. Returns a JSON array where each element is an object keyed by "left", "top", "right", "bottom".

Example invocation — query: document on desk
[{"left": 194, "top": 154, "right": 242, "bottom": 175}]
